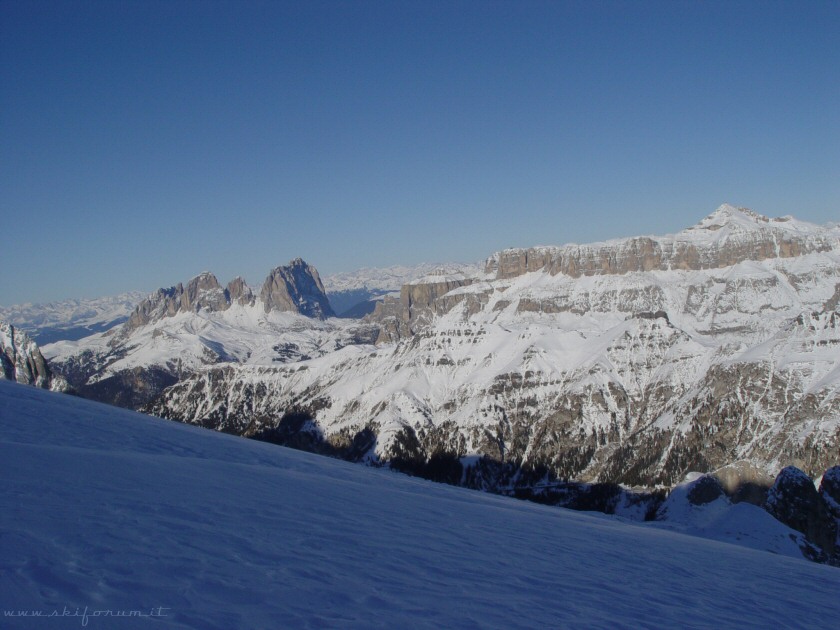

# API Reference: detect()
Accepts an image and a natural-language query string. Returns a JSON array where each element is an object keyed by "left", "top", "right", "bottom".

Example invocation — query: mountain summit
[
  {"left": 690, "top": 203, "right": 772, "bottom": 230},
  {"left": 124, "top": 259, "right": 333, "bottom": 334},
  {"left": 486, "top": 205, "right": 836, "bottom": 279},
  {"left": 260, "top": 258, "right": 334, "bottom": 319}
]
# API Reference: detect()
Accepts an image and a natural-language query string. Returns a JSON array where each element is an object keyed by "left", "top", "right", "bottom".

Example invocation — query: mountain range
[
  {"left": 0, "top": 291, "right": 146, "bottom": 344},
  {"left": 4, "top": 203, "right": 839, "bottom": 563}
]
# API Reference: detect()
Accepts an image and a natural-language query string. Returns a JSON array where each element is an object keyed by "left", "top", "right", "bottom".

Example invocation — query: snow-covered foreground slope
[{"left": 2, "top": 381, "right": 838, "bottom": 629}]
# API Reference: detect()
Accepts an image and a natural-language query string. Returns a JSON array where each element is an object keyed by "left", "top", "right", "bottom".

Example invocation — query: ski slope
[{"left": 1, "top": 380, "right": 838, "bottom": 629}]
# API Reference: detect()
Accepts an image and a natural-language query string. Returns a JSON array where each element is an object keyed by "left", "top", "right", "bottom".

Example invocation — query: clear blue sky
[{"left": 2, "top": 0, "right": 838, "bottom": 304}]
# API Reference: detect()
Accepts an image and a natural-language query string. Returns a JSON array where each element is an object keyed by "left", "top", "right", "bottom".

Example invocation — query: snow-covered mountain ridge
[
  {"left": 45, "top": 259, "right": 378, "bottom": 408},
  {"left": 136, "top": 206, "right": 840, "bottom": 489},
  {"left": 485, "top": 203, "right": 838, "bottom": 280},
  {"left": 46, "top": 206, "right": 839, "bottom": 511}
]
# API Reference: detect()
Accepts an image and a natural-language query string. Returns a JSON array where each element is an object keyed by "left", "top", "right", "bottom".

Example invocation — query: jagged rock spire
[{"left": 260, "top": 259, "right": 334, "bottom": 319}]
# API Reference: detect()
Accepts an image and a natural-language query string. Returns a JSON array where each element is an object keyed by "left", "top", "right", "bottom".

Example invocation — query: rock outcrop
[
  {"left": 765, "top": 466, "right": 837, "bottom": 562},
  {"left": 226, "top": 276, "right": 255, "bottom": 306},
  {"left": 260, "top": 258, "right": 334, "bottom": 319},
  {"left": 367, "top": 273, "right": 475, "bottom": 342},
  {"left": 0, "top": 321, "right": 68, "bottom": 391},
  {"left": 123, "top": 259, "right": 333, "bottom": 334}
]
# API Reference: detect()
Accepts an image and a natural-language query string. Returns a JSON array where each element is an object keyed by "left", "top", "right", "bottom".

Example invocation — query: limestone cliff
[
  {"left": 125, "top": 272, "right": 230, "bottom": 332},
  {"left": 485, "top": 205, "right": 836, "bottom": 280},
  {"left": 259, "top": 258, "right": 334, "bottom": 319}
]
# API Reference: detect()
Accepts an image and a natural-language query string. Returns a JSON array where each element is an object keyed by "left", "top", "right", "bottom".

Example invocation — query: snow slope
[
  {"left": 44, "top": 307, "right": 366, "bottom": 381},
  {"left": 1, "top": 380, "right": 838, "bottom": 629}
]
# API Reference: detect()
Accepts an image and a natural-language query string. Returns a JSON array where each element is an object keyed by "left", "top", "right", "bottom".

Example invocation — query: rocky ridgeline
[
  {"left": 0, "top": 322, "right": 68, "bottom": 391},
  {"left": 484, "top": 205, "right": 837, "bottom": 280},
  {"left": 657, "top": 465, "right": 840, "bottom": 564},
  {"left": 368, "top": 206, "right": 840, "bottom": 343},
  {"left": 124, "top": 258, "right": 332, "bottom": 334},
  {"left": 47, "top": 259, "right": 340, "bottom": 409},
  {"left": 148, "top": 207, "right": 839, "bottom": 494}
]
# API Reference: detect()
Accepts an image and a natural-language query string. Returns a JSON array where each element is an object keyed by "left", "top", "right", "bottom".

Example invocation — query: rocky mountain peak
[
  {"left": 125, "top": 272, "right": 232, "bottom": 332},
  {"left": 260, "top": 259, "right": 334, "bottom": 319},
  {"left": 691, "top": 204, "right": 769, "bottom": 231},
  {"left": 182, "top": 272, "right": 228, "bottom": 312},
  {"left": 122, "top": 261, "right": 335, "bottom": 333},
  {"left": 226, "top": 276, "right": 255, "bottom": 307},
  {"left": 677, "top": 204, "right": 814, "bottom": 244}
]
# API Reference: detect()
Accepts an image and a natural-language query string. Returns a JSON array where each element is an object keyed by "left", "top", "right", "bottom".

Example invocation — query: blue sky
[{"left": 2, "top": 0, "right": 838, "bottom": 304}]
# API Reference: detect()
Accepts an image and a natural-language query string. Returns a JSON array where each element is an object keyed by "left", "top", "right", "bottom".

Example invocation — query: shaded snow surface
[{"left": 1, "top": 381, "right": 838, "bottom": 629}]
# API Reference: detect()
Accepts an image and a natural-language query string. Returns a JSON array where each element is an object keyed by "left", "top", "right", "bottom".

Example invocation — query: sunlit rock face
[
  {"left": 0, "top": 321, "right": 68, "bottom": 391},
  {"left": 485, "top": 205, "right": 836, "bottom": 280},
  {"left": 45, "top": 259, "right": 350, "bottom": 408},
  {"left": 260, "top": 258, "right": 334, "bottom": 319}
]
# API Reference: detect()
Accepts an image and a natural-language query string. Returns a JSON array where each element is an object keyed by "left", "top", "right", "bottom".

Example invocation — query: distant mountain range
[
  {"left": 1, "top": 263, "right": 469, "bottom": 338},
  {"left": 0, "top": 291, "right": 147, "bottom": 344},
  {"left": 3, "top": 203, "right": 839, "bottom": 563},
  {"left": 323, "top": 262, "right": 481, "bottom": 316}
]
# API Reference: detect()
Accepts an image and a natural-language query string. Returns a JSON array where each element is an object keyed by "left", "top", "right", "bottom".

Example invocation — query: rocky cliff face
[
  {"left": 226, "top": 276, "right": 255, "bottom": 306},
  {"left": 484, "top": 205, "right": 836, "bottom": 280},
  {"left": 123, "top": 259, "right": 332, "bottom": 334},
  {"left": 369, "top": 273, "right": 476, "bottom": 343},
  {"left": 260, "top": 258, "right": 334, "bottom": 319},
  {"left": 125, "top": 272, "right": 230, "bottom": 332},
  {"left": 765, "top": 466, "right": 838, "bottom": 563},
  {"left": 1, "top": 321, "right": 68, "bottom": 391}
]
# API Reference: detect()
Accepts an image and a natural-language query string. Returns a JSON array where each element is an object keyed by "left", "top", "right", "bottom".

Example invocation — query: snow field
[{"left": 2, "top": 380, "right": 839, "bottom": 629}]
